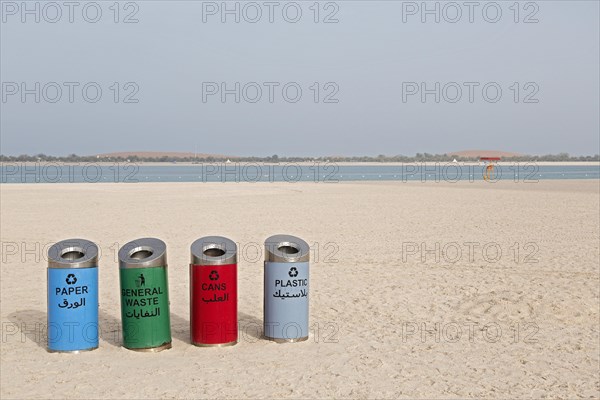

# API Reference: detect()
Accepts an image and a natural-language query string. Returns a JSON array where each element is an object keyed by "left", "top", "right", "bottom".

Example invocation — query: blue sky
[{"left": 1, "top": 1, "right": 599, "bottom": 156}]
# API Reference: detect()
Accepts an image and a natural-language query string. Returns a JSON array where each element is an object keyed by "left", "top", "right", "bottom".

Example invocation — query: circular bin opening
[
  {"left": 278, "top": 243, "right": 299, "bottom": 255},
  {"left": 61, "top": 247, "right": 85, "bottom": 260},
  {"left": 204, "top": 247, "right": 225, "bottom": 257},
  {"left": 129, "top": 247, "right": 154, "bottom": 260}
]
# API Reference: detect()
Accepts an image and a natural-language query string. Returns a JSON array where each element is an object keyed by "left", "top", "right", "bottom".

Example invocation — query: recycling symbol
[
  {"left": 209, "top": 270, "right": 219, "bottom": 281},
  {"left": 66, "top": 274, "right": 77, "bottom": 285},
  {"left": 288, "top": 267, "right": 298, "bottom": 277}
]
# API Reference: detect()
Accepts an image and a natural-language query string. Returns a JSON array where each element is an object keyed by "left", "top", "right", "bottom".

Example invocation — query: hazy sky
[{"left": 1, "top": 1, "right": 599, "bottom": 156}]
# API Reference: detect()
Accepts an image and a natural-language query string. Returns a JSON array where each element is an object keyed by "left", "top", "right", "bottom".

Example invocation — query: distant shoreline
[{"left": 1, "top": 161, "right": 599, "bottom": 167}]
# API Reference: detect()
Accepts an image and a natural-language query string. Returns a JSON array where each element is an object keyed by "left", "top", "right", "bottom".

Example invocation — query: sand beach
[{"left": 0, "top": 180, "right": 598, "bottom": 398}]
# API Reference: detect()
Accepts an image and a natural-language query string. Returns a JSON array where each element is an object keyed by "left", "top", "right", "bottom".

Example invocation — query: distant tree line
[{"left": 0, "top": 152, "right": 598, "bottom": 163}]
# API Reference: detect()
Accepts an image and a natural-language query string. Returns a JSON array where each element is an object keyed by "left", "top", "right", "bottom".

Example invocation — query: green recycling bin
[{"left": 118, "top": 237, "right": 171, "bottom": 352}]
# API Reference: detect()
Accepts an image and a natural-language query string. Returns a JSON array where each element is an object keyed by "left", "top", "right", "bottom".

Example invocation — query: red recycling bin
[{"left": 190, "top": 236, "right": 237, "bottom": 346}]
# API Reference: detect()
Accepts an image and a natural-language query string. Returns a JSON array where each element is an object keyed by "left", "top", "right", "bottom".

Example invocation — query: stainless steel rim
[
  {"left": 191, "top": 340, "right": 238, "bottom": 347},
  {"left": 123, "top": 342, "right": 172, "bottom": 352},
  {"left": 264, "top": 235, "right": 310, "bottom": 263},
  {"left": 263, "top": 335, "right": 309, "bottom": 343},
  {"left": 191, "top": 236, "right": 237, "bottom": 265},
  {"left": 47, "top": 346, "right": 98, "bottom": 353},
  {"left": 119, "top": 238, "right": 167, "bottom": 269},
  {"left": 48, "top": 239, "right": 98, "bottom": 269}
]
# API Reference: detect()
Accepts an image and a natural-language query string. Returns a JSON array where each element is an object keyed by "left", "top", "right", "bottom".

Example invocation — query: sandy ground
[{"left": 0, "top": 180, "right": 598, "bottom": 399}]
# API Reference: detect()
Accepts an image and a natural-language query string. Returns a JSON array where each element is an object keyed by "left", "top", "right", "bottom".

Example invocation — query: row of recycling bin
[{"left": 47, "top": 235, "right": 310, "bottom": 352}]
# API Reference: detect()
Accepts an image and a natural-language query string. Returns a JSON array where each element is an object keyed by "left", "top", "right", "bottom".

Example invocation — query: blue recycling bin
[{"left": 47, "top": 239, "right": 99, "bottom": 352}]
